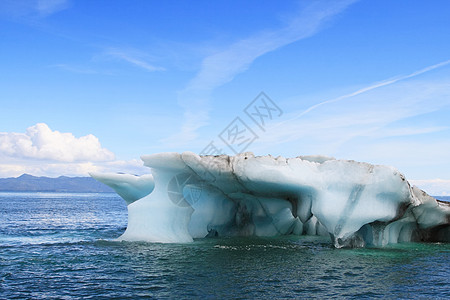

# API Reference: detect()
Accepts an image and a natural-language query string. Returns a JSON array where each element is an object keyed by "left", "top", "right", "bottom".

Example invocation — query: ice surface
[
  {"left": 91, "top": 152, "right": 450, "bottom": 247},
  {"left": 90, "top": 172, "right": 154, "bottom": 205}
]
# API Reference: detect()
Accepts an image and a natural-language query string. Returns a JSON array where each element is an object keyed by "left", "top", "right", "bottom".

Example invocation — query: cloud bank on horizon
[
  {"left": 0, "top": 1, "right": 450, "bottom": 195},
  {"left": 1, "top": 121, "right": 449, "bottom": 196}
]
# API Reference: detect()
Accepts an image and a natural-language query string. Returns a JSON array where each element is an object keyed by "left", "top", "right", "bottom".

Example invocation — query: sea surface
[{"left": 0, "top": 192, "right": 449, "bottom": 299}]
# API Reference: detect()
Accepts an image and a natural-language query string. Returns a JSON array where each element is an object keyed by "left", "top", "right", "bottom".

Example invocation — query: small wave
[{"left": 0, "top": 234, "right": 123, "bottom": 247}]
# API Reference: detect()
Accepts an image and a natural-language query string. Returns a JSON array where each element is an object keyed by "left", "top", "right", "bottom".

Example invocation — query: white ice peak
[{"left": 91, "top": 152, "right": 450, "bottom": 248}]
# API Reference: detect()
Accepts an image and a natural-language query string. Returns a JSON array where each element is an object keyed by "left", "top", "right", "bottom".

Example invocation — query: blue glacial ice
[{"left": 91, "top": 152, "right": 450, "bottom": 248}]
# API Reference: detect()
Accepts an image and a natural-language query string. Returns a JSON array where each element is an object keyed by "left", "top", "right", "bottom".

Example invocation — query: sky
[{"left": 1, "top": 0, "right": 450, "bottom": 195}]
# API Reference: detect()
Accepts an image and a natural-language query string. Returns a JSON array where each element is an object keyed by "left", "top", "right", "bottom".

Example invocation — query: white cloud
[
  {"left": 0, "top": 123, "right": 152, "bottom": 178},
  {"left": 50, "top": 64, "right": 99, "bottom": 74},
  {"left": 253, "top": 62, "right": 450, "bottom": 156},
  {"left": 184, "top": 0, "right": 358, "bottom": 94},
  {"left": 0, "top": 123, "right": 115, "bottom": 162},
  {"left": 164, "top": 0, "right": 358, "bottom": 146},
  {"left": 281, "top": 61, "right": 450, "bottom": 130},
  {"left": 36, "top": 0, "right": 69, "bottom": 16},
  {"left": 0, "top": 0, "right": 69, "bottom": 19},
  {"left": 409, "top": 179, "right": 450, "bottom": 196},
  {"left": 0, "top": 159, "right": 149, "bottom": 178},
  {"left": 357, "top": 126, "right": 448, "bottom": 139},
  {"left": 238, "top": 60, "right": 450, "bottom": 187},
  {"left": 104, "top": 48, "right": 166, "bottom": 72}
]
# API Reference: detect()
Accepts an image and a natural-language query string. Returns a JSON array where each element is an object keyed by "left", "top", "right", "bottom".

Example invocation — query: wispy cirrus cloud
[
  {"left": 277, "top": 60, "right": 450, "bottom": 125},
  {"left": 0, "top": 0, "right": 70, "bottom": 19},
  {"left": 250, "top": 60, "right": 450, "bottom": 175},
  {"left": 50, "top": 63, "right": 99, "bottom": 74},
  {"left": 357, "top": 126, "right": 449, "bottom": 139},
  {"left": 264, "top": 59, "right": 450, "bottom": 142},
  {"left": 164, "top": 0, "right": 358, "bottom": 146},
  {"left": 36, "top": 0, "right": 69, "bottom": 16},
  {"left": 103, "top": 48, "right": 166, "bottom": 72}
]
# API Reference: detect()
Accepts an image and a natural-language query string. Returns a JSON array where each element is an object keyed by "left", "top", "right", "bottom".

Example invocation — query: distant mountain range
[{"left": 0, "top": 174, "right": 113, "bottom": 193}]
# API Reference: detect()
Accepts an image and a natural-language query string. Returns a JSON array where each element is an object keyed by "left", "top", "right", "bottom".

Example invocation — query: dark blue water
[
  {"left": 435, "top": 195, "right": 450, "bottom": 202},
  {"left": 1, "top": 193, "right": 449, "bottom": 299}
]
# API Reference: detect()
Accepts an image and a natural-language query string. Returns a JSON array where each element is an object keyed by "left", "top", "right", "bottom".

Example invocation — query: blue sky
[{"left": 1, "top": 0, "right": 450, "bottom": 194}]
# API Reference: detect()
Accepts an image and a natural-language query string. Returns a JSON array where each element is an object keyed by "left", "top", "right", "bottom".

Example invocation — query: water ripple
[{"left": 0, "top": 193, "right": 449, "bottom": 299}]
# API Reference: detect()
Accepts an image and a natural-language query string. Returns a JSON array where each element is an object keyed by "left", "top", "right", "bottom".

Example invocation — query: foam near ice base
[{"left": 91, "top": 152, "right": 450, "bottom": 248}]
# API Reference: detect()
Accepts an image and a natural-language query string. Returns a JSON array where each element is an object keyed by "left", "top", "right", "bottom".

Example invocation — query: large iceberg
[{"left": 91, "top": 152, "right": 450, "bottom": 248}]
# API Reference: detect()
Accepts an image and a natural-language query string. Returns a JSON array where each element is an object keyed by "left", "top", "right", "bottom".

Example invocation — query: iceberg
[{"left": 91, "top": 152, "right": 450, "bottom": 248}]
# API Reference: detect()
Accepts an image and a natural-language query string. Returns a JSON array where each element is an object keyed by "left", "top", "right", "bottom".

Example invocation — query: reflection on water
[{"left": 0, "top": 193, "right": 449, "bottom": 299}]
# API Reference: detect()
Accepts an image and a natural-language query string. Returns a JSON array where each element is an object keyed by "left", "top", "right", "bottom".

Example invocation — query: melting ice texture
[{"left": 90, "top": 152, "right": 450, "bottom": 248}]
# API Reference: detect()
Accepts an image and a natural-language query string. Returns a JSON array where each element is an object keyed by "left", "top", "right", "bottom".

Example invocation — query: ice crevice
[{"left": 90, "top": 152, "right": 450, "bottom": 248}]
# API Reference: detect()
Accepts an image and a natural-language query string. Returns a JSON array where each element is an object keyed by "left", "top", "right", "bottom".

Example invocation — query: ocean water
[
  {"left": 436, "top": 195, "right": 450, "bottom": 202},
  {"left": 0, "top": 193, "right": 449, "bottom": 299}
]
